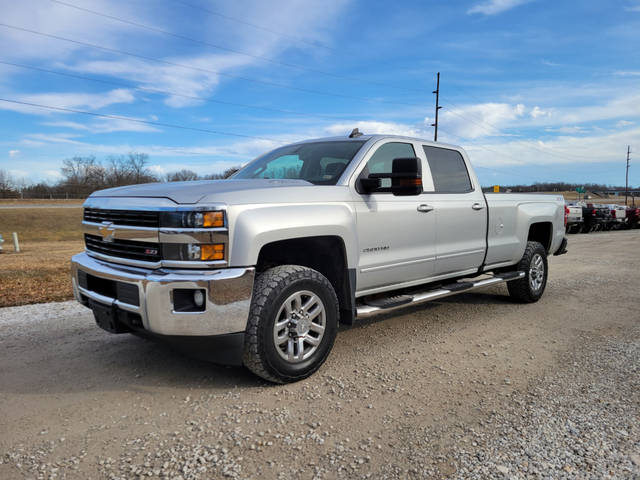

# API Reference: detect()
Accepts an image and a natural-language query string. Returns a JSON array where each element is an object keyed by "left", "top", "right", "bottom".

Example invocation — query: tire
[
  {"left": 507, "top": 241, "right": 548, "bottom": 303},
  {"left": 243, "top": 265, "right": 339, "bottom": 383}
]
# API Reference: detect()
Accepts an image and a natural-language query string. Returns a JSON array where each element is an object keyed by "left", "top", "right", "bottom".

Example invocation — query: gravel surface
[{"left": 1, "top": 230, "right": 639, "bottom": 479}]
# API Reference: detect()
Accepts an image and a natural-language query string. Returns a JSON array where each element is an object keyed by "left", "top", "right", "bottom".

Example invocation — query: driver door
[{"left": 351, "top": 140, "right": 436, "bottom": 294}]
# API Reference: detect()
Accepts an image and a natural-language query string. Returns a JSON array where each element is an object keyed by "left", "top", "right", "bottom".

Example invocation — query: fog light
[{"left": 193, "top": 289, "right": 205, "bottom": 307}]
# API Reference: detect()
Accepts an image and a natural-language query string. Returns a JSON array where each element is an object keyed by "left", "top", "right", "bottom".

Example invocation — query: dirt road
[{"left": 1, "top": 231, "right": 639, "bottom": 479}]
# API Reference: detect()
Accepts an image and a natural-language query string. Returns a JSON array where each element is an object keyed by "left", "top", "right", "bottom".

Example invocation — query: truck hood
[{"left": 89, "top": 179, "right": 349, "bottom": 205}]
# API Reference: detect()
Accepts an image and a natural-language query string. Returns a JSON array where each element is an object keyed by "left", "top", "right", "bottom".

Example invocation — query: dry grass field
[{"left": 0, "top": 208, "right": 83, "bottom": 307}]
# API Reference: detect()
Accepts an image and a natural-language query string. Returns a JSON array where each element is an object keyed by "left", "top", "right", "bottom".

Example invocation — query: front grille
[
  {"left": 84, "top": 208, "right": 159, "bottom": 227},
  {"left": 85, "top": 234, "right": 161, "bottom": 262}
]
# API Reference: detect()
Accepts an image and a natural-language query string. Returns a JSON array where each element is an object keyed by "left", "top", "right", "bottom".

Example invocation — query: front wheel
[
  {"left": 243, "top": 265, "right": 338, "bottom": 383},
  {"left": 507, "top": 241, "right": 548, "bottom": 303}
]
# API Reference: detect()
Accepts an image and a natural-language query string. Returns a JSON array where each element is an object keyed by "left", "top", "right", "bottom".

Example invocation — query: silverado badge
[{"left": 99, "top": 221, "right": 116, "bottom": 243}]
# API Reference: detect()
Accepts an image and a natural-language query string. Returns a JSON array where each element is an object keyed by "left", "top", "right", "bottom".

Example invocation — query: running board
[{"left": 356, "top": 271, "right": 525, "bottom": 318}]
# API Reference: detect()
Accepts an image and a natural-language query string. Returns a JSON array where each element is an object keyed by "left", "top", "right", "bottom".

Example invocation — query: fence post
[{"left": 12, "top": 232, "right": 20, "bottom": 253}]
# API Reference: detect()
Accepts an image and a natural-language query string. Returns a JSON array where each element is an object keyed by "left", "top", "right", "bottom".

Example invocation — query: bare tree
[
  {"left": 127, "top": 152, "right": 151, "bottom": 183},
  {"left": 166, "top": 169, "right": 199, "bottom": 182},
  {"left": 0, "top": 169, "right": 17, "bottom": 197}
]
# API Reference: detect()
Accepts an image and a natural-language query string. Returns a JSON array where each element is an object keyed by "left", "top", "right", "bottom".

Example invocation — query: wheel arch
[
  {"left": 527, "top": 221, "right": 553, "bottom": 252},
  {"left": 255, "top": 236, "right": 356, "bottom": 325}
]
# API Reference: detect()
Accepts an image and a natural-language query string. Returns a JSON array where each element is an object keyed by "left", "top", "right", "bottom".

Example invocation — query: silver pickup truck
[{"left": 71, "top": 133, "right": 568, "bottom": 383}]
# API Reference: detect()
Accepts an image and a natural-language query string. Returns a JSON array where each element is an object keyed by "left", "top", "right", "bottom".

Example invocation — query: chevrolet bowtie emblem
[{"left": 99, "top": 221, "right": 116, "bottom": 243}]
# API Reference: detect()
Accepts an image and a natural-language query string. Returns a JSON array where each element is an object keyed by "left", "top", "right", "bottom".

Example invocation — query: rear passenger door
[{"left": 419, "top": 145, "right": 488, "bottom": 276}]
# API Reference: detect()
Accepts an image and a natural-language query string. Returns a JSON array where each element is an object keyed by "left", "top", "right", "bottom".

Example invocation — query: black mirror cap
[{"left": 391, "top": 157, "right": 422, "bottom": 196}]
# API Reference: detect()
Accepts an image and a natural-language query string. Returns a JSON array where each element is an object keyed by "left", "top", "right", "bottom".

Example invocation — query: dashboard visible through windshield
[{"left": 233, "top": 141, "right": 366, "bottom": 185}]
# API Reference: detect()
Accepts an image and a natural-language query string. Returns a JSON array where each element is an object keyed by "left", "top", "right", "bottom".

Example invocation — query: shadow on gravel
[{"left": 0, "top": 320, "right": 260, "bottom": 395}]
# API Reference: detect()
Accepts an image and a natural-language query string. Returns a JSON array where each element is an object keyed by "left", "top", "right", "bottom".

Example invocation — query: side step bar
[{"left": 355, "top": 271, "right": 525, "bottom": 318}]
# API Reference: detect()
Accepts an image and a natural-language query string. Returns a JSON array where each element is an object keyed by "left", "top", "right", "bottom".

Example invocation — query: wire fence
[{"left": 0, "top": 192, "right": 87, "bottom": 200}]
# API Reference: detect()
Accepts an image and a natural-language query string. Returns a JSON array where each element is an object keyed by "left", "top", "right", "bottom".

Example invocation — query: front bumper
[{"left": 71, "top": 252, "right": 254, "bottom": 336}]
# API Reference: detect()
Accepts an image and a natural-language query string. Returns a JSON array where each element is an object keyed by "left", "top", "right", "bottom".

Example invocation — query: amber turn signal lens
[
  {"left": 203, "top": 211, "right": 224, "bottom": 228},
  {"left": 201, "top": 244, "right": 224, "bottom": 261}
]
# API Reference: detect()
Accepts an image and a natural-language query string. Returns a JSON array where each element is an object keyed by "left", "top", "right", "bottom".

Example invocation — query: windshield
[{"left": 233, "top": 141, "right": 366, "bottom": 185}]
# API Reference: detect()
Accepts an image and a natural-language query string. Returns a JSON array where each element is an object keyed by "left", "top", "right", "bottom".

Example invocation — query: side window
[
  {"left": 362, "top": 142, "right": 416, "bottom": 188},
  {"left": 256, "top": 154, "right": 303, "bottom": 179},
  {"left": 422, "top": 146, "right": 473, "bottom": 193}
]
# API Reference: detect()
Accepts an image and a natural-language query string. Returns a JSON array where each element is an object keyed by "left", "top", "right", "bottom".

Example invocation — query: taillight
[
  {"left": 611, "top": 210, "right": 616, "bottom": 218},
  {"left": 591, "top": 209, "right": 596, "bottom": 215},
  {"left": 564, "top": 206, "right": 569, "bottom": 226}
]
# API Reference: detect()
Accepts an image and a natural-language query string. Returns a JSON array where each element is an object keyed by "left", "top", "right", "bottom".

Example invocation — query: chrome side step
[{"left": 355, "top": 271, "right": 525, "bottom": 318}]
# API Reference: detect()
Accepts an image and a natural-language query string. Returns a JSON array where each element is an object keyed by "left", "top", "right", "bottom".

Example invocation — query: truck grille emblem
[{"left": 99, "top": 222, "right": 116, "bottom": 243}]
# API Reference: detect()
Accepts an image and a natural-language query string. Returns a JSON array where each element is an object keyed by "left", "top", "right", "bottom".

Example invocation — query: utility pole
[
  {"left": 431, "top": 72, "right": 442, "bottom": 142},
  {"left": 625, "top": 145, "right": 630, "bottom": 206}
]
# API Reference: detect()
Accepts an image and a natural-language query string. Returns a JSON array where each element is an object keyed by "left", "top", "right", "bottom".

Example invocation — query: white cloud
[
  {"left": 324, "top": 121, "right": 423, "bottom": 137},
  {"left": 9, "top": 149, "right": 20, "bottom": 157},
  {"left": 0, "top": 89, "right": 135, "bottom": 115},
  {"left": 42, "top": 117, "right": 160, "bottom": 134},
  {"left": 530, "top": 106, "right": 551, "bottom": 119},
  {"left": 440, "top": 102, "right": 527, "bottom": 138},
  {"left": 468, "top": 0, "right": 530, "bottom": 15},
  {"left": 613, "top": 70, "right": 640, "bottom": 76},
  {"left": 449, "top": 126, "right": 640, "bottom": 169}
]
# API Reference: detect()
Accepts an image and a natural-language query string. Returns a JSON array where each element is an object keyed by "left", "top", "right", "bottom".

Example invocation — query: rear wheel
[
  {"left": 243, "top": 265, "right": 338, "bottom": 383},
  {"left": 507, "top": 241, "right": 548, "bottom": 303}
]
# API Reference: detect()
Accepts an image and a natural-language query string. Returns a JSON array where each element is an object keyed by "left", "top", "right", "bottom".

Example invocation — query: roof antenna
[{"left": 349, "top": 128, "right": 362, "bottom": 138}]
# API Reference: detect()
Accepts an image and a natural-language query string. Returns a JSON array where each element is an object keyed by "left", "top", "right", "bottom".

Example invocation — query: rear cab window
[{"left": 422, "top": 145, "right": 473, "bottom": 193}]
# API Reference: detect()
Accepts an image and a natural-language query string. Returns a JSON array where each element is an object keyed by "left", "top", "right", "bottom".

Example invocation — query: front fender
[{"left": 227, "top": 203, "right": 358, "bottom": 268}]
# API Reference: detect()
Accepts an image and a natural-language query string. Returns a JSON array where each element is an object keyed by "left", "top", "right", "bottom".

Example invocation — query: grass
[
  {"left": 0, "top": 208, "right": 84, "bottom": 307},
  {"left": 0, "top": 207, "right": 83, "bottom": 242}
]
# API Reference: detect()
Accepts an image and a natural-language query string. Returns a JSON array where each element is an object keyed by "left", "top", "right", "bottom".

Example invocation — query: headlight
[{"left": 160, "top": 210, "right": 225, "bottom": 228}]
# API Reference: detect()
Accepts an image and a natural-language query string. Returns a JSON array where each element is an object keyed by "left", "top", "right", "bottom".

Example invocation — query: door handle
[
  {"left": 472, "top": 202, "right": 485, "bottom": 210},
  {"left": 417, "top": 204, "right": 434, "bottom": 213}
]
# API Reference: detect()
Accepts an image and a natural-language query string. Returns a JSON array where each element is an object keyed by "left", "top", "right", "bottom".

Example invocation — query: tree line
[
  {"left": 482, "top": 181, "right": 635, "bottom": 193},
  {"left": 0, "top": 155, "right": 636, "bottom": 199},
  {"left": 0, "top": 153, "right": 240, "bottom": 198}
]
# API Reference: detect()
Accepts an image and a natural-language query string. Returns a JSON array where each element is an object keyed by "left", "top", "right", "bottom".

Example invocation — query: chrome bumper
[{"left": 71, "top": 252, "right": 254, "bottom": 336}]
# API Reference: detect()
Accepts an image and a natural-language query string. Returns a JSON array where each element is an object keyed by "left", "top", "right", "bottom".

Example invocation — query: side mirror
[
  {"left": 390, "top": 157, "right": 422, "bottom": 196},
  {"left": 361, "top": 157, "right": 422, "bottom": 196}
]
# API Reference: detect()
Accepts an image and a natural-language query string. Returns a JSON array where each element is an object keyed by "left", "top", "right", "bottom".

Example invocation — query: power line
[
  {"left": 48, "top": 0, "right": 422, "bottom": 94},
  {"left": 0, "top": 23, "right": 423, "bottom": 108},
  {"left": 0, "top": 97, "right": 289, "bottom": 143},
  {"left": 168, "top": 0, "right": 336, "bottom": 52},
  {"left": 0, "top": 60, "right": 362, "bottom": 122}
]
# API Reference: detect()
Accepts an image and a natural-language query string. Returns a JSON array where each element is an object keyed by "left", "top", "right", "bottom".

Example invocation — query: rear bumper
[{"left": 71, "top": 252, "right": 254, "bottom": 336}]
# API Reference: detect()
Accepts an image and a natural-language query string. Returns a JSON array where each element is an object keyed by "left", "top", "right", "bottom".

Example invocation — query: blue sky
[{"left": 1, "top": 0, "right": 639, "bottom": 187}]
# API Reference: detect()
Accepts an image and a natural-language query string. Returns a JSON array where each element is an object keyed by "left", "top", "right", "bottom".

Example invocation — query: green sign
[{"left": 576, "top": 187, "right": 585, "bottom": 193}]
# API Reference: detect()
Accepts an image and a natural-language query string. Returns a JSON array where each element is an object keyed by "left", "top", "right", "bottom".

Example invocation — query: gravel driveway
[{"left": 1, "top": 231, "right": 639, "bottom": 479}]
